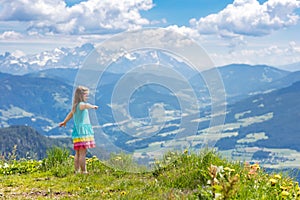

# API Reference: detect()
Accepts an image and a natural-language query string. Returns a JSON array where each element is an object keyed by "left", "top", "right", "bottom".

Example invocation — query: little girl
[{"left": 59, "top": 86, "right": 98, "bottom": 174}]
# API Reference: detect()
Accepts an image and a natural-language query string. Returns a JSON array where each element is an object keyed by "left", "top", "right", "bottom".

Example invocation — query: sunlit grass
[{"left": 1, "top": 147, "right": 300, "bottom": 199}]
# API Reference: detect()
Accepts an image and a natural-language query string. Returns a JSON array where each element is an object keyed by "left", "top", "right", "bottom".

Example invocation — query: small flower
[
  {"left": 248, "top": 170, "right": 257, "bottom": 176},
  {"left": 92, "top": 155, "right": 98, "bottom": 160},
  {"left": 115, "top": 156, "right": 122, "bottom": 161},
  {"left": 183, "top": 149, "right": 188, "bottom": 154},
  {"left": 281, "top": 190, "right": 289, "bottom": 197},
  {"left": 274, "top": 174, "right": 281, "bottom": 179},
  {"left": 280, "top": 186, "right": 289, "bottom": 191},
  {"left": 224, "top": 167, "right": 235, "bottom": 172},
  {"left": 247, "top": 163, "right": 260, "bottom": 177},
  {"left": 250, "top": 163, "right": 260, "bottom": 170},
  {"left": 120, "top": 191, "right": 127, "bottom": 195},
  {"left": 269, "top": 178, "right": 278, "bottom": 186}
]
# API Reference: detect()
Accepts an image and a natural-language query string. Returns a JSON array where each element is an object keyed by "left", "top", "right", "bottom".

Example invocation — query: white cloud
[
  {"left": 166, "top": 25, "right": 201, "bottom": 40},
  {"left": 209, "top": 41, "right": 300, "bottom": 67},
  {"left": 0, "top": 31, "right": 23, "bottom": 40},
  {"left": 0, "top": 0, "right": 154, "bottom": 34},
  {"left": 0, "top": 0, "right": 68, "bottom": 21},
  {"left": 0, "top": 0, "right": 299, "bottom": 68},
  {"left": 190, "top": 0, "right": 300, "bottom": 37},
  {"left": 288, "top": 41, "right": 300, "bottom": 53}
]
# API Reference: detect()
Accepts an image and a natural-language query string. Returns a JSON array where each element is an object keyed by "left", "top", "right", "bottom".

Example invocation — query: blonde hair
[{"left": 72, "top": 86, "right": 89, "bottom": 113}]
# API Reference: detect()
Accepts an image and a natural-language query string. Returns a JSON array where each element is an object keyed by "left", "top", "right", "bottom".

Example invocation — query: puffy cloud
[
  {"left": 190, "top": 0, "right": 300, "bottom": 37},
  {"left": 166, "top": 25, "right": 201, "bottom": 40},
  {"left": 288, "top": 41, "right": 300, "bottom": 53},
  {"left": 0, "top": 0, "right": 68, "bottom": 21},
  {"left": 0, "top": 31, "right": 23, "bottom": 40},
  {"left": 0, "top": 0, "right": 154, "bottom": 34}
]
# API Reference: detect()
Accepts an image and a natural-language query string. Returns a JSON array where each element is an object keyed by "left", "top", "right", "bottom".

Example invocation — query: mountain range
[
  {"left": 1, "top": 43, "right": 300, "bottom": 167},
  {"left": 0, "top": 43, "right": 94, "bottom": 75}
]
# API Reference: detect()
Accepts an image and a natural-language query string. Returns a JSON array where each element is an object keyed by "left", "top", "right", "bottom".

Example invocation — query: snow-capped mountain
[{"left": 0, "top": 43, "right": 94, "bottom": 75}]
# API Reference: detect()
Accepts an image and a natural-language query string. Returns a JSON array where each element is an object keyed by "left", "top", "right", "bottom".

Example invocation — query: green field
[{"left": 1, "top": 147, "right": 299, "bottom": 199}]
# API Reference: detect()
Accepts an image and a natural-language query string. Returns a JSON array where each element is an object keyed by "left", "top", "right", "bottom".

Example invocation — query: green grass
[{"left": 1, "top": 147, "right": 300, "bottom": 199}]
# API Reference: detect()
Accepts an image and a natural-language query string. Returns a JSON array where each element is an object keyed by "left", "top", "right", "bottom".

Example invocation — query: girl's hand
[
  {"left": 59, "top": 111, "right": 73, "bottom": 127},
  {"left": 59, "top": 121, "right": 66, "bottom": 127},
  {"left": 94, "top": 105, "right": 98, "bottom": 110}
]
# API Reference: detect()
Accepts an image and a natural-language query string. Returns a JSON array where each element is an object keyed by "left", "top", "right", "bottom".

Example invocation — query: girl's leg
[
  {"left": 78, "top": 149, "right": 87, "bottom": 173},
  {"left": 74, "top": 150, "right": 80, "bottom": 173}
]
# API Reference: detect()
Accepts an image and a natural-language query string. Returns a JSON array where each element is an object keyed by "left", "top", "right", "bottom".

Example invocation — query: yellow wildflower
[
  {"left": 250, "top": 163, "right": 260, "bottom": 170},
  {"left": 92, "top": 155, "right": 98, "bottom": 160},
  {"left": 224, "top": 167, "right": 235, "bottom": 172},
  {"left": 274, "top": 174, "right": 282, "bottom": 179},
  {"left": 281, "top": 191, "right": 289, "bottom": 197},
  {"left": 269, "top": 178, "right": 278, "bottom": 186},
  {"left": 280, "top": 186, "right": 289, "bottom": 191},
  {"left": 294, "top": 182, "right": 299, "bottom": 191},
  {"left": 115, "top": 156, "right": 122, "bottom": 161},
  {"left": 183, "top": 149, "right": 188, "bottom": 154}
]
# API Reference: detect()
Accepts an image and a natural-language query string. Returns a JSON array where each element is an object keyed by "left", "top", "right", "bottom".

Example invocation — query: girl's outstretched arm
[
  {"left": 59, "top": 111, "right": 73, "bottom": 127},
  {"left": 79, "top": 103, "right": 98, "bottom": 110}
]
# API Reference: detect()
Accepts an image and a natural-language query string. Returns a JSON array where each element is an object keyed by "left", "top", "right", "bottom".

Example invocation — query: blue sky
[{"left": 0, "top": 0, "right": 300, "bottom": 69}]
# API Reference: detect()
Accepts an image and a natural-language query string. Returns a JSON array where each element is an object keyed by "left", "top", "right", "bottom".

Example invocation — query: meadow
[{"left": 1, "top": 146, "right": 300, "bottom": 199}]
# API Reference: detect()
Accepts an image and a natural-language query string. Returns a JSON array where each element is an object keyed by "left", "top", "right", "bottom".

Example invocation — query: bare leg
[
  {"left": 74, "top": 150, "right": 80, "bottom": 173},
  {"left": 78, "top": 149, "right": 87, "bottom": 173}
]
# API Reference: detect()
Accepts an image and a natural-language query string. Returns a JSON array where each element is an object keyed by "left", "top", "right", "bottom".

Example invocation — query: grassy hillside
[
  {"left": 1, "top": 147, "right": 299, "bottom": 199},
  {"left": 0, "top": 126, "right": 72, "bottom": 160},
  {"left": 0, "top": 74, "right": 73, "bottom": 135}
]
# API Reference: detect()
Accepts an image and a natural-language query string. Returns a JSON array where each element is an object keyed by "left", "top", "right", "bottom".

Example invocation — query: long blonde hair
[{"left": 72, "top": 86, "right": 89, "bottom": 113}]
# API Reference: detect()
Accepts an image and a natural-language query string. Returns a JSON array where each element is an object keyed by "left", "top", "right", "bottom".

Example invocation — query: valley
[{"left": 1, "top": 44, "right": 300, "bottom": 171}]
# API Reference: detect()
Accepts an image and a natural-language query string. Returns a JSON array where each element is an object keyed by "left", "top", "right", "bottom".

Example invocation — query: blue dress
[{"left": 72, "top": 102, "right": 96, "bottom": 150}]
